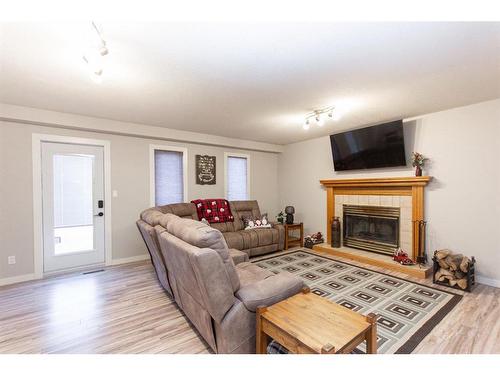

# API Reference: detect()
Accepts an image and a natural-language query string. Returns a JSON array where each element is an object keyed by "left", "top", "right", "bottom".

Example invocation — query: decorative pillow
[
  {"left": 243, "top": 213, "right": 272, "bottom": 230},
  {"left": 191, "top": 199, "right": 234, "bottom": 223}
]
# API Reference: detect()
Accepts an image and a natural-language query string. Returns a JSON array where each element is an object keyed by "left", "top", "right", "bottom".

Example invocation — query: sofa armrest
[
  {"left": 271, "top": 222, "right": 285, "bottom": 250},
  {"left": 229, "top": 248, "right": 249, "bottom": 265},
  {"left": 235, "top": 273, "right": 305, "bottom": 312}
]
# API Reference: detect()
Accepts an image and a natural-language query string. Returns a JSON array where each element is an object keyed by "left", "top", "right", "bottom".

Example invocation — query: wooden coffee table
[{"left": 256, "top": 288, "right": 377, "bottom": 354}]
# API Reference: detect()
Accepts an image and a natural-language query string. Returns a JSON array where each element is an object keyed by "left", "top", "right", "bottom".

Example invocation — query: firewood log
[
  {"left": 460, "top": 257, "right": 470, "bottom": 273},
  {"left": 435, "top": 249, "right": 451, "bottom": 260},
  {"left": 438, "top": 275, "right": 446, "bottom": 282},
  {"left": 438, "top": 259, "right": 449, "bottom": 269},
  {"left": 439, "top": 268, "right": 453, "bottom": 277},
  {"left": 445, "top": 254, "right": 463, "bottom": 271},
  {"left": 449, "top": 279, "right": 458, "bottom": 286},
  {"left": 454, "top": 270, "right": 465, "bottom": 279},
  {"left": 456, "top": 278, "right": 468, "bottom": 290}
]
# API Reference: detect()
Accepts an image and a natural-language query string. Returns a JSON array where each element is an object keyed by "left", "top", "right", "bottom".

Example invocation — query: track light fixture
[
  {"left": 303, "top": 106, "right": 337, "bottom": 130},
  {"left": 82, "top": 22, "right": 108, "bottom": 83}
]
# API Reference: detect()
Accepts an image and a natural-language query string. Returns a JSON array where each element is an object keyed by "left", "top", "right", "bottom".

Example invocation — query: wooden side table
[
  {"left": 256, "top": 288, "right": 377, "bottom": 354},
  {"left": 284, "top": 223, "right": 303, "bottom": 250}
]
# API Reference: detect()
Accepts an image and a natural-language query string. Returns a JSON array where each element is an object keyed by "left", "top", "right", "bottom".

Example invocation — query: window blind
[
  {"left": 155, "top": 150, "right": 184, "bottom": 205},
  {"left": 227, "top": 156, "right": 248, "bottom": 200}
]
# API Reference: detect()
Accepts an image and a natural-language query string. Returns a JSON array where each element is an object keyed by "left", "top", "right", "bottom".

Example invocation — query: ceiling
[{"left": 1, "top": 22, "right": 499, "bottom": 145}]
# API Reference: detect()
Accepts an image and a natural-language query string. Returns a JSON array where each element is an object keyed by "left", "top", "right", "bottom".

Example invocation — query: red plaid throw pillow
[{"left": 191, "top": 199, "right": 234, "bottom": 223}]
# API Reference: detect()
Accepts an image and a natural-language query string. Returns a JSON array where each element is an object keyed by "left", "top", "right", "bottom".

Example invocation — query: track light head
[{"left": 303, "top": 106, "right": 337, "bottom": 130}]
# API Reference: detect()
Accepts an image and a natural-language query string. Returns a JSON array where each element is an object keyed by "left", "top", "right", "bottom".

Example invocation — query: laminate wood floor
[{"left": 0, "top": 250, "right": 498, "bottom": 354}]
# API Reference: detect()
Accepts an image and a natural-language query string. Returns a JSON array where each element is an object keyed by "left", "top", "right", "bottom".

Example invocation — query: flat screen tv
[{"left": 330, "top": 120, "right": 406, "bottom": 171}]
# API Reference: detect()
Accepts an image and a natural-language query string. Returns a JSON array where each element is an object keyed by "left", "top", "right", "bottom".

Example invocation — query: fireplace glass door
[{"left": 343, "top": 205, "right": 400, "bottom": 255}]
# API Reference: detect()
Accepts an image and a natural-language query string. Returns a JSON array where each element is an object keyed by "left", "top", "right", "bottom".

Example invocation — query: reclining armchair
[{"left": 155, "top": 214, "right": 305, "bottom": 353}]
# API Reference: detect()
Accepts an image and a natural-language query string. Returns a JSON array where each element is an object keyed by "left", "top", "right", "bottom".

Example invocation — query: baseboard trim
[
  {"left": 110, "top": 254, "right": 150, "bottom": 266},
  {"left": 476, "top": 275, "right": 500, "bottom": 288},
  {"left": 0, "top": 255, "right": 150, "bottom": 287},
  {"left": 0, "top": 273, "right": 37, "bottom": 287}
]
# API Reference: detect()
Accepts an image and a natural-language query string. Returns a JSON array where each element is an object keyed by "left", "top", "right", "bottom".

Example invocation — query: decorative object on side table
[
  {"left": 433, "top": 249, "right": 475, "bottom": 292},
  {"left": 276, "top": 211, "right": 285, "bottom": 224},
  {"left": 195, "top": 155, "right": 216, "bottom": 185},
  {"left": 411, "top": 152, "right": 427, "bottom": 177},
  {"left": 284, "top": 222, "right": 303, "bottom": 250},
  {"left": 330, "top": 216, "right": 341, "bottom": 248},
  {"left": 304, "top": 232, "right": 324, "bottom": 249},
  {"left": 285, "top": 206, "right": 295, "bottom": 224}
]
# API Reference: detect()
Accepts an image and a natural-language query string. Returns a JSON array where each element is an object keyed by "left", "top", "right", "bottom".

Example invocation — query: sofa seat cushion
[
  {"left": 236, "top": 262, "right": 274, "bottom": 287},
  {"left": 223, "top": 231, "right": 244, "bottom": 250},
  {"left": 223, "top": 228, "right": 279, "bottom": 251},
  {"left": 229, "top": 248, "right": 249, "bottom": 265}
]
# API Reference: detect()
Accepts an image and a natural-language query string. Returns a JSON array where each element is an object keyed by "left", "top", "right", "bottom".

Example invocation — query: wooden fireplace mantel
[
  {"left": 320, "top": 176, "right": 432, "bottom": 188},
  {"left": 320, "top": 176, "right": 432, "bottom": 262}
]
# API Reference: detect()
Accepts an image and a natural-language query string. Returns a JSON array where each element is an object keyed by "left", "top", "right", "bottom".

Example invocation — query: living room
[{"left": 1, "top": 1, "right": 499, "bottom": 373}]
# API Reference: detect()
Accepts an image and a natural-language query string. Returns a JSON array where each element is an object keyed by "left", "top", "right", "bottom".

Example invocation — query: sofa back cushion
[
  {"left": 230, "top": 200, "right": 261, "bottom": 231},
  {"left": 156, "top": 203, "right": 199, "bottom": 220},
  {"left": 157, "top": 230, "right": 236, "bottom": 321},
  {"left": 161, "top": 213, "right": 240, "bottom": 292},
  {"left": 140, "top": 208, "right": 165, "bottom": 226}
]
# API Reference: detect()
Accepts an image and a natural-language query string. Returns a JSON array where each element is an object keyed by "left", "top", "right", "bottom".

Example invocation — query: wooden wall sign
[{"left": 196, "top": 155, "right": 216, "bottom": 185}]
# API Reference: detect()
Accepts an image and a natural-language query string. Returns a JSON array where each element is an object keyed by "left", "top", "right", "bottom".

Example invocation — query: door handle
[{"left": 94, "top": 212, "right": 104, "bottom": 217}]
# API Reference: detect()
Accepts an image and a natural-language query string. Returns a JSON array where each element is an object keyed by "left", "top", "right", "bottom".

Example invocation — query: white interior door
[{"left": 41, "top": 142, "right": 105, "bottom": 273}]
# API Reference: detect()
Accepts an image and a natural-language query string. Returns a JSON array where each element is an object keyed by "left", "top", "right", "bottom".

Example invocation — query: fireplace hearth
[{"left": 343, "top": 205, "right": 400, "bottom": 256}]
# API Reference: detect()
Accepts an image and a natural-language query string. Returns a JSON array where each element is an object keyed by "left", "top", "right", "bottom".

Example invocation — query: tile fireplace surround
[{"left": 320, "top": 177, "right": 432, "bottom": 263}]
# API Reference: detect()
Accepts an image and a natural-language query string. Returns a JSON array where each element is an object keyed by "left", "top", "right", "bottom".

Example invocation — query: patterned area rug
[{"left": 252, "top": 249, "right": 462, "bottom": 354}]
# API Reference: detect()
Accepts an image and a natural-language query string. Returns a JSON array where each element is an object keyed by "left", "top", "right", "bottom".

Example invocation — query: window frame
[
  {"left": 149, "top": 144, "right": 188, "bottom": 207},
  {"left": 224, "top": 152, "right": 251, "bottom": 201}
]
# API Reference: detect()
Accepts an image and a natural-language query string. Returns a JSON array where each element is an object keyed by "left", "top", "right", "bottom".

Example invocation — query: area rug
[{"left": 252, "top": 249, "right": 462, "bottom": 354}]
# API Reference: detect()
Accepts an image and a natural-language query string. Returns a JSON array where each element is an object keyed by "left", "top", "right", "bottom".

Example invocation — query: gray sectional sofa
[
  {"left": 136, "top": 201, "right": 304, "bottom": 353},
  {"left": 141, "top": 200, "right": 285, "bottom": 257}
]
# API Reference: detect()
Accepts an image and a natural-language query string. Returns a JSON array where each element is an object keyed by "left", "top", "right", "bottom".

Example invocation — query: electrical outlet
[{"left": 8, "top": 256, "right": 16, "bottom": 265}]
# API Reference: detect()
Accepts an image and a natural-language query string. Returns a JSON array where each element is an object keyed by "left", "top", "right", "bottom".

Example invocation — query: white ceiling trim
[{"left": 0, "top": 103, "right": 284, "bottom": 153}]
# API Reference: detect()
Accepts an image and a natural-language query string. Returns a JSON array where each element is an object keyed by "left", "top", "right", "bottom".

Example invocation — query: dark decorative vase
[
  {"left": 331, "top": 217, "right": 341, "bottom": 248},
  {"left": 415, "top": 166, "right": 422, "bottom": 176},
  {"left": 285, "top": 206, "right": 295, "bottom": 224}
]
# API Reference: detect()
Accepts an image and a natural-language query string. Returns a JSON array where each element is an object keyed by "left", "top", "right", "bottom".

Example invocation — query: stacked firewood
[{"left": 434, "top": 249, "right": 472, "bottom": 290}]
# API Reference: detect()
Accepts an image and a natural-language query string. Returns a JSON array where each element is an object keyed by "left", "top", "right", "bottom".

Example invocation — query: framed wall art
[{"left": 195, "top": 155, "right": 216, "bottom": 185}]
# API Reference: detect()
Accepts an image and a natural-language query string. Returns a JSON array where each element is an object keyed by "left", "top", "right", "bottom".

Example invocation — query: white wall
[
  {"left": 278, "top": 99, "right": 500, "bottom": 285},
  {"left": 2, "top": 99, "right": 499, "bottom": 286},
  {"left": 0, "top": 120, "right": 280, "bottom": 281}
]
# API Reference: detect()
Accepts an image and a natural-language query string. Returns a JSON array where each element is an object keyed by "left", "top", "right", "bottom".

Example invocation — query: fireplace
[{"left": 343, "top": 205, "right": 400, "bottom": 256}]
